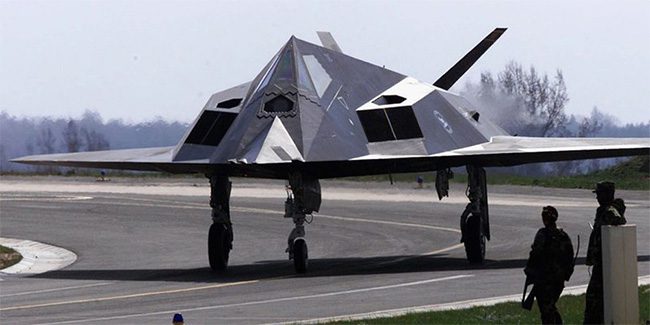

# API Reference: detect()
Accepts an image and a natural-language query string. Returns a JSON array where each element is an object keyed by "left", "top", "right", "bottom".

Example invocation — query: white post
[{"left": 602, "top": 224, "right": 638, "bottom": 324}]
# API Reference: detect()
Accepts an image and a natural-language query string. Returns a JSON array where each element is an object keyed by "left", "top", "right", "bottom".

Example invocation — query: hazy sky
[{"left": 1, "top": 0, "right": 648, "bottom": 124}]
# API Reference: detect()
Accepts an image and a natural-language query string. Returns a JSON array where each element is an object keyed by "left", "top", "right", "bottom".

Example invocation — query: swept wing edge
[
  {"left": 11, "top": 137, "right": 649, "bottom": 178},
  {"left": 10, "top": 146, "right": 199, "bottom": 173},
  {"left": 354, "top": 136, "right": 650, "bottom": 167}
]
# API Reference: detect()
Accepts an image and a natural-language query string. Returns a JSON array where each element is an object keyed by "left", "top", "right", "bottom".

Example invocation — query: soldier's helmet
[
  {"left": 542, "top": 205, "right": 558, "bottom": 222},
  {"left": 592, "top": 181, "right": 615, "bottom": 195}
]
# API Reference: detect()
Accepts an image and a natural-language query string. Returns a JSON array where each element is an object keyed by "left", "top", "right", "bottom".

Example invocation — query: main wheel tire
[
  {"left": 293, "top": 238, "right": 308, "bottom": 274},
  {"left": 208, "top": 223, "right": 230, "bottom": 271},
  {"left": 463, "top": 215, "right": 485, "bottom": 264}
]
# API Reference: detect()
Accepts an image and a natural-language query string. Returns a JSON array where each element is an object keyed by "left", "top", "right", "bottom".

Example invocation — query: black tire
[
  {"left": 208, "top": 223, "right": 230, "bottom": 271},
  {"left": 463, "top": 214, "right": 485, "bottom": 264},
  {"left": 293, "top": 238, "right": 308, "bottom": 274}
]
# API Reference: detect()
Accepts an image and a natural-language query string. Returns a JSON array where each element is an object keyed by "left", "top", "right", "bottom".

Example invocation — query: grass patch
[
  {"left": 344, "top": 156, "right": 650, "bottom": 191},
  {"left": 330, "top": 285, "right": 650, "bottom": 324},
  {"left": 0, "top": 245, "right": 22, "bottom": 269}
]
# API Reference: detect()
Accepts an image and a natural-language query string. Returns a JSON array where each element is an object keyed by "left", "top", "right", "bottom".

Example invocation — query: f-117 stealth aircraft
[{"left": 14, "top": 29, "right": 649, "bottom": 273}]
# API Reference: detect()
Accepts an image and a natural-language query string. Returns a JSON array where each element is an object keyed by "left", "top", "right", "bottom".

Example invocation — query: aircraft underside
[{"left": 206, "top": 165, "right": 492, "bottom": 273}]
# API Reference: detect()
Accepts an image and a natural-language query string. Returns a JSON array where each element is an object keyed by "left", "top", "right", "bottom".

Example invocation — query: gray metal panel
[
  {"left": 367, "top": 139, "right": 427, "bottom": 156},
  {"left": 412, "top": 90, "right": 488, "bottom": 154},
  {"left": 436, "top": 91, "right": 508, "bottom": 139},
  {"left": 173, "top": 81, "right": 251, "bottom": 161},
  {"left": 211, "top": 95, "right": 275, "bottom": 162},
  {"left": 293, "top": 38, "right": 405, "bottom": 161},
  {"left": 172, "top": 144, "right": 216, "bottom": 162},
  {"left": 297, "top": 91, "right": 326, "bottom": 158},
  {"left": 210, "top": 36, "right": 405, "bottom": 165}
]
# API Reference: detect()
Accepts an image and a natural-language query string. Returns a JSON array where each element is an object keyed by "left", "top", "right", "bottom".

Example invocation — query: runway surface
[{"left": 1, "top": 176, "right": 648, "bottom": 324}]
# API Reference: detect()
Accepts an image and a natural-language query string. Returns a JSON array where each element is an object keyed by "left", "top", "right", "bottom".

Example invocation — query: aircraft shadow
[{"left": 31, "top": 255, "right": 650, "bottom": 284}]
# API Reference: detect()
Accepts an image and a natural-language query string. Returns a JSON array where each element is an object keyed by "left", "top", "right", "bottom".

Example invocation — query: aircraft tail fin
[
  {"left": 316, "top": 31, "right": 343, "bottom": 53},
  {"left": 433, "top": 28, "right": 506, "bottom": 90}
]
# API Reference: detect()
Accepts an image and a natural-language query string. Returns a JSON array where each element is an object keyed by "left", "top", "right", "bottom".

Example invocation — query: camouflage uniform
[
  {"left": 525, "top": 226, "right": 571, "bottom": 324},
  {"left": 583, "top": 194, "right": 626, "bottom": 324}
]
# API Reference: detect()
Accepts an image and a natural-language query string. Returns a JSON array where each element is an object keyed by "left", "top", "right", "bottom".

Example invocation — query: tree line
[
  {"left": 0, "top": 110, "right": 187, "bottom": 172},
  {"left": 461, "top": 61, "right": 649, "bottom": 175}
]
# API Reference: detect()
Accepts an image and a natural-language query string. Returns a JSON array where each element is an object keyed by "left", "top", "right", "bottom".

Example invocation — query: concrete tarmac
[{"left": 0, "top": 176, "right": 648, "bottom": 324}]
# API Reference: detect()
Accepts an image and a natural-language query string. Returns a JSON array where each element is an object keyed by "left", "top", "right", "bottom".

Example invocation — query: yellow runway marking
[{"left": 0, "top": 280, "right": 258, "bottom": 311}]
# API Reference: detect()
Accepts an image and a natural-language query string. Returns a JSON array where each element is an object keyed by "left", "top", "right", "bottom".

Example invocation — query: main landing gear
[
  {"left": 207, "top": 174, "right": 233, "bottom": 272},
  {"left": 459, "top": 165, "right": 490, "bottom": 264},
  {"left": 284, "top": 173, "right": 321, "bottom": 273},
  {"left": 206, "top": 173, "right": 321, "bottom": 274}
]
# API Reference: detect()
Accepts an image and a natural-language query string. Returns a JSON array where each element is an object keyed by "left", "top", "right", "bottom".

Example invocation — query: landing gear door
[{"left": 435, "top": 168, "right": 454, "bottom": 200}]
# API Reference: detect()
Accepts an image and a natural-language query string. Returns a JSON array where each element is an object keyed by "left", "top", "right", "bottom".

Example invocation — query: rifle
[
  {"left": 574, "top": 235, "right": 580, "bottom": 266},
  {"left": 521, "top": 275, "right": 536, "bottom": 310}
]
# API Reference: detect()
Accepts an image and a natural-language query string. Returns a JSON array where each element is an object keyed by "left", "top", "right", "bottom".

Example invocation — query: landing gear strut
[
  {"left": 284, "top": 173, "right": 321, "bottom": 273},
  {"left": 459, "top": 165, "right": 490, "bottom": 264},
  {"left": 207, "top": 174, "right": 233, "bottom": 271}
]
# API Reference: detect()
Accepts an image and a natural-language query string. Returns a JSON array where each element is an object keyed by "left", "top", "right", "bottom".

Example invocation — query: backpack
[{"left": 545, "top": 228, "right": 575, "bottom": 281}]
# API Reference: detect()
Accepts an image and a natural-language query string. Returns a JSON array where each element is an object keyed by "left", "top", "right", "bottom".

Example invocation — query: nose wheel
[
  {"left": 292, "top": 238, "right": 308, "bottom": 273},
  {"left": 285, "top": 213, "right": 308, "bottom": 273}
]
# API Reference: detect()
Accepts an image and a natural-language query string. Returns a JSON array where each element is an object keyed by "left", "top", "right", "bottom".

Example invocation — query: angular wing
[
  {"left": 431, "top": 136, "right": 649, "bottom": 166},
  {"left": 11, "top": 136, "right": 649, "bottom": 178},
  {"left": 353, "top": 136, "right": 649, "bottom": 168},
  {"left": 278, "top": 136, "right": 649, "bottom": 179},
  {"left": 11, "top": 146, "right": 209, "bottom": 174}
]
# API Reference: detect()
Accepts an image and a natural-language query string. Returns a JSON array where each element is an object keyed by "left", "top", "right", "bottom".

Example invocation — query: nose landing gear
[{"left": 284, "top": 173, "right": 320, "bottom": 274}]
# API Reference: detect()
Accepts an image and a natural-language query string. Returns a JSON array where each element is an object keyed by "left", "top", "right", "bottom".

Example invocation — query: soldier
[
  {"left": 583, "top": 181, "right": 626, "bottom": 324},
  {"left": 524, "top": 205, "right": 574, "bottom": 324}
]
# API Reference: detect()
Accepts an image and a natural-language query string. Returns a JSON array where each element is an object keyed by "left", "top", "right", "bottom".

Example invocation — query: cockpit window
[
  {"left": 272, "top": 46, "right": 295, "bottom": 82},
  {"left": 357, "top": 106, "right": 423, "bottom": 142},
  {"left": 302, "top": 55, "right": 332, "bottom": 97}
]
